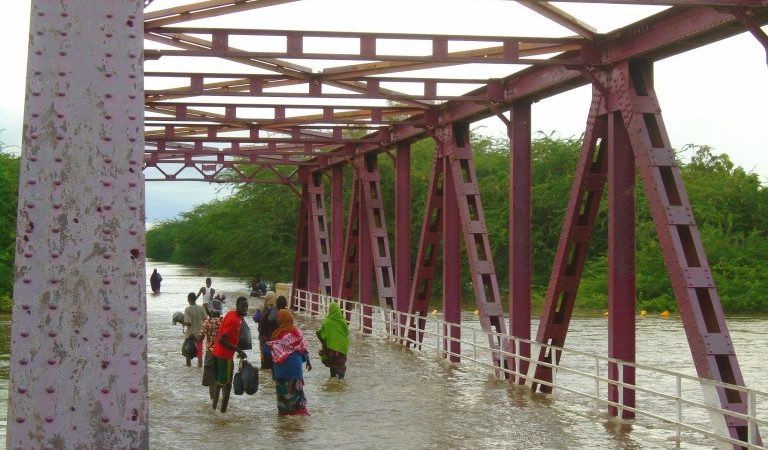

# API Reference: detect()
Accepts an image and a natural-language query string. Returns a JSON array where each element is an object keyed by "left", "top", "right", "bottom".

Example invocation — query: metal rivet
[
  {"left": 47, "top": 359, "right": 56, "bottom": 366},
  {"left": 20, "top": 331, "right": 29, "bottom": 337},
  {"left": 46, "top": 386, "right": 54, "bottom": 394},
  {"left": 44, "top": 416, "right": 54, "bottom": 423},
  {"left": 17, "top": 387, "right": 27, "bottom": 394},
  {"left": 102, "top": 331, "right": 111, "bottom": 338}
]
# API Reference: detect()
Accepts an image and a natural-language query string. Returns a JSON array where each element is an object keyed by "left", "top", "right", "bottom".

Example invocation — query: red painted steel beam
[
  {"left": 293, "top": 173, "right": 310, "bottom": 309},
  {"left": 443, "top": 151, "right": 462, "bottom": 363},
  {"left": 358, "top": 154, "right": 397, "bottom": 314},
  {"left": 308, "top": 171, "right": 334, "bottom": 299},
  {"left": 529, "top": 90, "right": 608, "bottom": 393},
  {"left": 144, "top": 0, "right": 301, "bottom": 29},
  {"left": 358, "top": 173, "right": 374, "bottom": 334},
  {"left": 316, "top": 6, "right": 768, "bottom": 169},
  {"left": 331, "top": 166, "right": 344, "bottom": 297},
  {"left": 437, "top": 123, "right": 509, "bottom": 373},
  {"left": 517, "top": 1, "right": 598, "bottom": 40},
  {"left": 615, "top": 59, "right": 760, "bottom": 444},
  {"left": 395, "top": 142, "right": 411, "bottom": 335},
  {"left": 509, "top": 101, "right": 532, "bottom": 384},
  {"left": 607, "top": 111, "right": 636, "bottom": 419},
  {"left": 338, "top": 177, "right": 361, "bottom": 302},
  {"left": 407, "top": 151, "right": 445, "bottom": 346}
]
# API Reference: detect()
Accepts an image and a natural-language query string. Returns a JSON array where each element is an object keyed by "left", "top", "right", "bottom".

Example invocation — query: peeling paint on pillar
[{"left": 8, "top": 1, "right": 148, "bottom": 449}]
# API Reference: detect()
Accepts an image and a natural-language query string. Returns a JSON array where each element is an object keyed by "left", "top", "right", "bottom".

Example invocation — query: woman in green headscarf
[{"left": 316, "top": 302, "right": 349, "bottom": 379}]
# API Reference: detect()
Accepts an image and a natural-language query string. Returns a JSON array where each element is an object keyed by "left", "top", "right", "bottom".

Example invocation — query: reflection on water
[{"left": 1, "top": 260, "right": 766, "bottom": 449}]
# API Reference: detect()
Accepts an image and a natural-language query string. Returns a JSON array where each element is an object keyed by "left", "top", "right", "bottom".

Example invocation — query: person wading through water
[
  {"left": 182, "top": 292, "right": 206, "bottom": 367},
  {"left": 150, "top": 268, "right": 162, "bottom": 293},
  {"left": 316, "top": 302, "right": 350, "bottom": 379},
  {"left": 263, "top": 309, "right": 312, "bottom": 416},
  {"left": 210, "top": 296, "right": 248, "bottom": 413}
]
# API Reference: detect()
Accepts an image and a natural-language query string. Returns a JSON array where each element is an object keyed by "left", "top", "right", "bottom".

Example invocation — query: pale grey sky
[{"left": 1, "top": 1, "right": 766, "bottom": 224}]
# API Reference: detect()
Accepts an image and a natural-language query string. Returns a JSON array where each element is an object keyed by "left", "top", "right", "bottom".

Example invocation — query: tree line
[
  {"left": 1, "top": 133, "right": 766, "bottom": 314},
  {"left": 146, "top": 133, "right": 768, "bottom": 313}
]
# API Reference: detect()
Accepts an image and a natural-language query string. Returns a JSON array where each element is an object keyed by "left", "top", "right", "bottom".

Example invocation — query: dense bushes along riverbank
[
  {"left": 146, "top": 134, "right": 768, "bottom": 313},
  {"left": 1, "top": 133, "right": 766, "bottom": 313}
]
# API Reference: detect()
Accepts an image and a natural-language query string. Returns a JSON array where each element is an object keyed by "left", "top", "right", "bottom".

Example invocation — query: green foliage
[
  {"left": 0, "top": 295, "right": 11, "bottom": 314},
  {"left": 0, "top": 142, "right": 20, "bottom": 301},
  {"left": 146, "top": 137, "right": 768, "bottom": 314}
]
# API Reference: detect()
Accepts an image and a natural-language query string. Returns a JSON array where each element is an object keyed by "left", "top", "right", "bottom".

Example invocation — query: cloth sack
[
  {"left": 181, "top": 336, "right": 197, "bottom": 359},
  {"left": 238, "top": 319, "right": 252, "bottom": 350}
]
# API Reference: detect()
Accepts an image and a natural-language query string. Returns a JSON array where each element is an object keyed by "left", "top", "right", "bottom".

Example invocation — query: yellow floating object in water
[
  {"left": 640, "top": 310, "right": 647, "bottom": 317},
  {"left": 432, "top": 309, "right": 438, "bottom": 315},
  {"left": 660, "top": 310, "right": 670, "bottom": 318},
  {"left": 603, "top": 311, "right": 609, "bottom": 317},
  {"left": 474, "top": 309, "right": 479, "bottom": 316}
]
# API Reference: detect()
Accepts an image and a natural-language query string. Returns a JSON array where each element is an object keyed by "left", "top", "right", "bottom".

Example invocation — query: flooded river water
[{"left": 1, "top": 261, "right": 766, "bottom": 449}]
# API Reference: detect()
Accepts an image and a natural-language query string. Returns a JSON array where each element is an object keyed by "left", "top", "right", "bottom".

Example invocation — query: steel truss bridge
[{"left": 7, "top": 1, "right": 768, "bottom": 448}]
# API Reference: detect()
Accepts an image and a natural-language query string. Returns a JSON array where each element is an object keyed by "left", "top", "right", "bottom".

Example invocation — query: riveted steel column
[
  {"left": 509, "top": 100, "right": 532, "bottom": 383},
  {"left": 360, "top": 154, "right": 397, "bottom": 311},
  {"left": 331, "top": 165, "right": 344, "bottom": 296},
  {"left": 293, "top": 174, "right": 310, "bottom": 309},
  {"left": 9, "top": 1, "right": 147, "bottom": 448},
  {"left": 443, "top": 153, "right": 462, "bottom": 363},
  {"left": 438, "top": 123, "right": 508, "bottom": 372},
  {"left": 395, "top": 142, "right": 411, "bottom": 336},
  {"left": 607, "top": 111, "right": 636, "bottom": 419},
  {"left": 358, "top": 172, "right": 373, "bottom": 334},
  {"left": 308, "top": 171, "right": 333, "bottom": 308},
  {"left": 529, "top": 90, "right": 608, "bottom": 393},
  {"left": 338, "top": 177, "right": 360, "bottom": 302},
  {"left": 407, "top": 152, "right": 444, "bottom": 346},
  {"left": 616, "top": 60, "right": 758, "bottom": 443}
]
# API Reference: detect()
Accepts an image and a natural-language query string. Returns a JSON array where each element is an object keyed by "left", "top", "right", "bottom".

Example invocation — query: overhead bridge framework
[{"left": 9, "top": 0, "right": 768, "bottom": 448}]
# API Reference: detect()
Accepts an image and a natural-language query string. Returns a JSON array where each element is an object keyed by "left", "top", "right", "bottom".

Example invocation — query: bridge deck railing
[{"left": 292, "top": 289, "right": 766, "bottom": 450}]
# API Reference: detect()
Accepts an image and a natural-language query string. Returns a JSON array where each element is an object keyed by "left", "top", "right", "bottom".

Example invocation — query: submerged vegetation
[{"left": 147, "top": 134, "right": 768, "bottom": 314}]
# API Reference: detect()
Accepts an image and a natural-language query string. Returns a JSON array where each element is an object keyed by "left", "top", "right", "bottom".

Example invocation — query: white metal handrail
[{"left": 292, "top": 289, "right": 766, "bottom": 449}]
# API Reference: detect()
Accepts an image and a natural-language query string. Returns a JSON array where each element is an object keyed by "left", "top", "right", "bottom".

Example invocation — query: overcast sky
[{"left": 1, "top": 1, "right": 766, "bottom": 225}]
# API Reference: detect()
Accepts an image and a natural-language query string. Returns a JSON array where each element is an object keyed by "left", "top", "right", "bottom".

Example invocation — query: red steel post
[
  {"left": 438, "top": 123, "right": 509, "bottom": 372},
  {"left": 293, "top": 175, "right": 310, "bottom": 309},
  {"left": 308, "top": 171, "right": 333, "bottom": 301},
  {"left": 358, "top": 171, "right": 374, "bottom": 333},
  {"left": 509, "top": 100, "right": 532, "bottom": 383},
  {"left": 607, "top": 111, "right": 636, "bottom": 419},
  {"left": 616, "top": 59, "right": 759, "bottom": 443},
  {"left": 395, "top": 141, "right": 412, "bottom": 336},
  {"left": 338, "top": 176, "right": 361, "bottom": 317},
  {"left": 407, "top": 152, "right": 445, "bottom": 346},
  {"left": 530, "top": 90, "right": 608, "bottom": 392},
  {"left": 9, "top": 1, "right": 148, "bottom": 447},
  {"left": 443, "top": 154, "right": 462, "bottom": 363},
  {"left": 331, "top": 165, "right": 344, "bottom": 296}
]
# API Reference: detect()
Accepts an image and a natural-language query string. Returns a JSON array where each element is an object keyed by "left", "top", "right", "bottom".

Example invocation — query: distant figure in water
[
  {"left": 250, "top": 276, "right": 267, "bottom": 297},
  {"left": 150, "top": 269, "right": 163, "bottom": 293}
]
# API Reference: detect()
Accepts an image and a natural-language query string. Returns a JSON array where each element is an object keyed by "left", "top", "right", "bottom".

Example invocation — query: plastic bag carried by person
[
  {"left": 181, "top": 336, "right": 197, "bottom": 359},
  {"left": 240, "top": 360, "right": 259, "bottom": 395}
]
